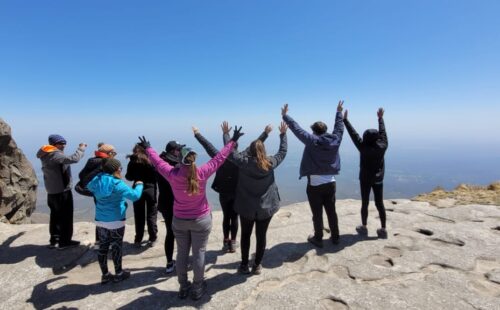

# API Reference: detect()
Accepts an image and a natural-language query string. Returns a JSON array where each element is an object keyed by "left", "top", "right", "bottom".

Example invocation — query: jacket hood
[
  {"left": 362, "top": 129, "right": 380, "bottom": 145},
  {"left": 36, "top": 145, "right": 59, "bottom": 158},
  {"left": 87, "top": 173, "right": 118, "bottom": 199},
  {"left": 312, "top": 133, "right": 339, "bottom": 150},
  {"left": 160, "top": 151, "right": 180, "bottom": 164}
]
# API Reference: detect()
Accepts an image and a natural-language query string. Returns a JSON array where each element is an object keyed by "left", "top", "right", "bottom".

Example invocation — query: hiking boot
[
  {"left": 190, "top": 281, "right": 207, "bottom": 300},
  {"left": 356, "top": 225, "right": 368, "bottom": 236},
  {"left": 238, "top": 263, "right": 250, "bottom": 275},
  {"left": 307, "top": 235, "right": 323, "bottom": 248},
  {"left": 222, "top": 239, "right": 230, "bottom": 252},
  {"left": 133, "top": 241, "right": 142, "bottom": 248},
  {"left": 113, "top": 270, "right": 131, "bottom": 283},
  {"left": 57, "top": 240, "right": 80, "bottom": 250},
  {"left": 101, "top": 272, "right": 113, "bottom": 285},
  {"left": 48, "top": 242, "right": 58, "bottom": 249},
  {"left": 146, "top": 240, "right": 156, "bottom": 247},
  {"left": 227, "top": 240, "right": 238, "bottom": 253},
  {"left": 377, "top": 228, "right": 388, "bottom": 239},
  {"left": 331, "top": 235, "right": 340, "bottom": 245},
  {"left": 166, "top": 261, "right": 176, "bottom": 274},
  {"left": 251, "top": 264, "right": 262, "bottom": 275},
  {"left": 178, "top": 281, "right": 192, "bottom": 299}
]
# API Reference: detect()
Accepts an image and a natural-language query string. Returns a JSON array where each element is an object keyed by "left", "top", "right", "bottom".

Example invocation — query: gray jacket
[
  {"left": 229, "top": 133, "right": 287, "bottom": 220},
  {"left": 36, "top": 145, "right": 85, "bottom": 194}
]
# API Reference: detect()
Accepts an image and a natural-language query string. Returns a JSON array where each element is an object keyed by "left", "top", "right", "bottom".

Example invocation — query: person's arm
[
  {"left": 342, "top": 110, "right": 362, "bottom": 151},
  {"left": 377, "top": 108, "right": 388, "bottom": 149},
  {"left": 51, "top": 145, "right": 86, "bottom": 164},
  {"left": 332, "top": 100, "right": 344, "bottom": 144},
  {"left": 78, "top": 160, "right": 92, "bottom": 180},
  {"left": 116, "top": 181, "right": 144, "bottom": 202},
  {"left": 198, "top": 141, "right": 236, "bottom": 178},
  {"left": 145, "top": 147, "right": 175, "bottom": 180},
  {"left": 221, "top": 121, "right": 232, "bottom": 146},
  {"left": 269, "top": 122, "right": 288, "bottom": 168},
  {"left": 193, "top": 127, "right": 219, "bottom": 158},
  {"left": 281, "top": 103, "right": 317, "bottom": 145}
]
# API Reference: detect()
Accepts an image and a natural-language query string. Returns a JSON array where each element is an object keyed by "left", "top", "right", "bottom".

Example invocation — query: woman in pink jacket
[{"left": 137, "top": 127, "right": 243, "bottom": 300}]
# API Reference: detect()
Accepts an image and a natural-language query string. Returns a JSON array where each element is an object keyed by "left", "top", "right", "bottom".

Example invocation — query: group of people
[{"left": 36, "top": 102, "right": 388, "bottom": 300}]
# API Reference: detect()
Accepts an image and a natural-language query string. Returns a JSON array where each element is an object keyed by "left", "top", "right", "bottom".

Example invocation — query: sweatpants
[
  {"left": 360, "top": 180, "right": 386, "bottom": 228},
  {"left": 240, "top": 216, "right": 273, "bottom": 266},
  {"left": 172, "top": 214, "right": 212, "bottom": 285},
  {"left": 219, "top": 193, "right": 238, "bottom": 240},
  {"left": 133, "top": 187, "right": 158, "bottom": 243},
  {"left": 159, "top": 207, "right": 175, "bottom": 263},
  {"left": 47, "top": 190, "right": 74, "bottom": 245},
  {"left": 306, "top": 181, "right": 339, "bottom": 239},
  {"left": 96, "top": 226, "right": 125, "bottom": 275}
]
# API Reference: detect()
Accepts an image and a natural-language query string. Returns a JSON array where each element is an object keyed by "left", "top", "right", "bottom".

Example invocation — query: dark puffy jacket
[
  {"left": 156, "top": 152, "right": 177, "bottom": 213},
  {"left": 283, "top": 112, "right": 344, "bottom": 178},
  {"left": 125, "top": 155, "right": 158, "bottom": 202},
  {"left": 229, "top": 133, "right": 287, "bottom": 220},
  {"left": 343, "top": 117, "right": 388, "bottom": 183}
]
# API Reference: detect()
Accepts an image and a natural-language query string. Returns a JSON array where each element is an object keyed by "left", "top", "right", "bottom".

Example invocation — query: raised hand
[
  {"left": 281, "top": 103, "right": 289, "bottom": 116},
  {"left": 377, "top": 108, "right": 384, "bottom": 119},
  {"left": 337, "top": 100, "right": 344, "bottom": 112},
  {"left": 279, "top": 121, "right": 288, "bottom": 134},
  {"left": 221, "top": 121, "right": 232, "bottom": 134},
  {"left": 138, "top": 136, "right": 151, "bottom": 149},
  {"left": 231, "top": 126, "right": 244, "bottom": 142},
  {"left": 192, "top": 126, "right": 200, "bottom": 135},
  {"left": 343, "top": 110, "right": 348, "bottom": 120},
  {"left": 264, "top": 124, "right": 273, "bottom": 134}
]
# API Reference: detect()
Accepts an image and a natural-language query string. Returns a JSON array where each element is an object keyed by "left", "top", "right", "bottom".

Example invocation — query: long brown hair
[
  {"left": 250, "top": 140, "right": 272, "bottom": 171},
  {"left": 127, "top": 144, "right": 151, "bottom": 165},
  {"left": 184, "top": 153, "right": 199, "bottom": 195}
]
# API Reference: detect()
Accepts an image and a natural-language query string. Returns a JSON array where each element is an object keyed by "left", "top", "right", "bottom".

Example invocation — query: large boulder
[{"left": 0, "top": 118, "right": 38, "bottom": 223}]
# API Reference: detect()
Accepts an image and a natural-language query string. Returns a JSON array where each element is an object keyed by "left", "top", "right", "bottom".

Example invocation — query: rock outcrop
[
  {"left": 0, "top": 118, "right": 38, "bottom": 224},
  {"left": 413, "top": 182, "right": 500, "bottom": 206},
  {"left": 0, "top": 199, "right": 499, "bottom": 309}
]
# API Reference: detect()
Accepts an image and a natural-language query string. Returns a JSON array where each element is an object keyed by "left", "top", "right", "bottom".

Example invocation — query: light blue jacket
[{"left": 87, "top": 173, "right": 143, "bottom": 222}]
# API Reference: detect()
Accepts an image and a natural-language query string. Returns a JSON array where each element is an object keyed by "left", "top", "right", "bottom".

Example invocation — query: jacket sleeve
[
  {"left": 343, "top": 119, "right": 362, "bottom": 151},
  {"left": 269, "top": 133, "right": 288, "bottom": 169},
  {"left": 198, "top": 141, "right": 236, "bottom": 179},
  {"left": 146, "top": 147, "right": 174, "bottom": 181},
  {"left": 78, "top": 160, "right": 92, "bottom": 180},
  {"left": 223, "top": 132, "right": 231, "bottom": 145},
  {"left": 282, "top": 114, "right": 317, "bottom": 146},
  {"left": 51, "top": 148, "right": 85, "bottom": 164},
  {"left": 116, "top": 181, "right": 143, "bottom": 202},
  {"left": 378, "top": 117, "right": 388, "bottom": 149},
  {"left": 125, "top": 160, "right": 136, "bottom": 181},
  {"left": 332, "top": 111, "right": 344, "bottom": 143},
  {"left": 194, "top": 132, "right": 219, "bottom": 158}
]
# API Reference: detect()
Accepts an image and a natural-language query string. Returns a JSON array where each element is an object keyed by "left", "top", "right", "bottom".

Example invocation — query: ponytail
[{"left": 185, "top": 154, "right": 199, "bottom": 195}]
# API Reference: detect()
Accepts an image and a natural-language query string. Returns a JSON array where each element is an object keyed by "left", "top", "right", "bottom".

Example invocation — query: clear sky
[{"left": 1, "top": 0, "right": 500, "bottom": 161}]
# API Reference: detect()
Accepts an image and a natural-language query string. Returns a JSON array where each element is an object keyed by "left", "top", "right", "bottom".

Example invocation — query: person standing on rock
[
  {"left": 229, "top": 121, "right": 288, "bottom": 276},
  {"left": 157, "top": 140, "right": 184, "bottom": 274},
  {"left": 125, "top": 144, "right": 158, "bottom": 247},
  {"left": 193, "top": 122, "right": 271, "bottom": 254},
  {"left": 138, "top": 127, "right": 242, "bottom": 300},
  {"left": 87, "top": 158, "right": 143, "bottom": 284},
  {"left": 36, "top": 134, "right": 86, "bottom": 250},
  {"left": 343, "top": 108, "right": 388, "bottom": 238},
  {"left": 282, "top": 101, "right": 344, "bottom": 248}
]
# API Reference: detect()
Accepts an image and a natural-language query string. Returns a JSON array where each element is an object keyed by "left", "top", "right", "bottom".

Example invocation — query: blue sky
[{"left": 1, "top": 0, "right": 500, "bottom": 162}]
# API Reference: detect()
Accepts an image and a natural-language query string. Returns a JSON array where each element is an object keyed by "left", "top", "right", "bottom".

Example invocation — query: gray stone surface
[
  {"left": 0, "top": 118, "right": 38, "bottom": 224},
  {"left": 0, "top": 199, "right": 499, "bottom": 309}
]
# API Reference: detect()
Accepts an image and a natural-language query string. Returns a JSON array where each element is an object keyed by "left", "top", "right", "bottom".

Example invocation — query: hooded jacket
[
  {"left": 156, "top": 152, "right": 178, "bottom": 213},
  {"left": 283, "top": 112, "right": 344, "bottom": 178},
  {"left": 87, "top": 172, "right": 143, "bottom": 222},
  {"left": 36, "top": 145, "right": 85, "bottom": 194},
  {"left": 343, "top": 117, "right": 388, "bottom": 183},
  {"left": 146, "top": 141, "right": 236, "bottom": 219},
  {"left": 229, "top": 133, "right": 287, "bottom": 220}
]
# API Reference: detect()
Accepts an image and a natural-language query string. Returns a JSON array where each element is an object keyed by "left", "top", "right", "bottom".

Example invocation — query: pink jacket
[{"left": 146, "top": 141, "right": 236, "bottom": 219}]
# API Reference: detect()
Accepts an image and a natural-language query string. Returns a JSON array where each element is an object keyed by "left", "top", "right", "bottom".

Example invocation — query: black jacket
[
  {"left": 343, "top": 117, "right": 388, "bottom": 183},
  {"left": 156, "top": 152, "right": 177, "bottom": 213},
  {"left": 125, "top": 155, "right": 158, "bottom": 200}
]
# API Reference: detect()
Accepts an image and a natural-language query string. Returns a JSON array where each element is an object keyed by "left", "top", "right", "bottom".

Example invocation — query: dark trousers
[
  {"left": 360, "top": 180, "right": 386, "bottom": 228},
  {"left": 240, "top": 216, "right": 273, "bottom": 266},
  {"left": 159, "top": 207, "right": 175, "bottom": 263},
  {"left": 96, "top": 226, "right": 125, "bottom": 275},
  {"left": 219, "top": 193, "right": 239, "bottom": 240},
  {"left": 306, "top": 181, "right": 339, "bottom": 239},
  {"left": 133, "top": 189, "right": 158, "bottom": 243},
  {"left": 47, "top": 190, "right": 74, "bottom": 245}
]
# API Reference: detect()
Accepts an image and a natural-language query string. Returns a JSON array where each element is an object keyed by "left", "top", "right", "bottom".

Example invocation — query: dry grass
[{"left": 413, "top": 181, "right": 500, "bottom": 206}]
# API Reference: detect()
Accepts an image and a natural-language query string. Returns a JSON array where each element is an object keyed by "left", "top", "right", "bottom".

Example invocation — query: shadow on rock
[{"left": 27, "top": 267, "right": 167, "bottom": 310}]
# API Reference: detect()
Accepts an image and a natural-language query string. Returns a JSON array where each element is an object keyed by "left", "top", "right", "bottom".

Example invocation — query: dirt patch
[{"left": 413, "top": 182, "right": 500, "bottom": 206}]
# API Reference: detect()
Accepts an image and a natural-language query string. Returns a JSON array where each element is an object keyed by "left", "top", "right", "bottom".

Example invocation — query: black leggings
[
  {"left": 133, "top": 188, "right": 158, "bottom": 243},
  {"left": 219, "top": 193, "right": 238, "bottom": 240},
  {"left": 96, "top": 226, "right": 125, "bottom": 275},
  {"left": 360, "top": 181, "right": 386, "bottom": 228},
  {"left": 306, "top": 181, "right": 339, "bottom": 239},
  {"left": 240, "top": 216, "right": 273, "bottom": 266},
  {"left": 159, "top": 208, "right": 175, "bottom": 263}
]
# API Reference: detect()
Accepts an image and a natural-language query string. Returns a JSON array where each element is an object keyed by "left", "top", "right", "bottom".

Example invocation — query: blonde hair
[
  {"left": 184, "top": 153, "right": 199, "bottom": 195},
  {"left": 250, "top": 140, "right": 272, "bottom": 171}
]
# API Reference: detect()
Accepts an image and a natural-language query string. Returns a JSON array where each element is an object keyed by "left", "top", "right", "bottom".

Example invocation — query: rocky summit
[{"left": 1, "top": 199, "right": 499, "bottom": 309}]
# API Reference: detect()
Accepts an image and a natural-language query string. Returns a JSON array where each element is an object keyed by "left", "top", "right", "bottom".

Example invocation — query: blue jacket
[
  {"left": 283, "top": 112, "right": 344, "bottom": 178},
  {"left": 87, "top": 173, "right": 143, "bottom": 222}
]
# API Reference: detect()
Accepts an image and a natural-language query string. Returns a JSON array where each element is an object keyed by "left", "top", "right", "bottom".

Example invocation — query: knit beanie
[
  {"left": 181, "top": 147, "right": 197, "bottom": 165},
  {"left": 98, "top": 144, "right": 115, "bottom": 153},
  {"left": 48, "top": 134, "right": 67, "bottom": 145},
  {"left": 102, "top": 158, "right": 122, "bottom": 174}
]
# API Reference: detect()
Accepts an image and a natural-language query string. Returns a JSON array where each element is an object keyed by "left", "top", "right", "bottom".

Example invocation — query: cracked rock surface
[{"left": 1, "top": 199, "right": 499, "bottom": 309}]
